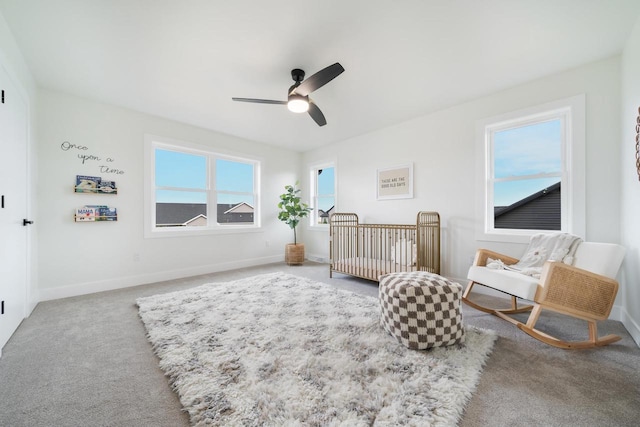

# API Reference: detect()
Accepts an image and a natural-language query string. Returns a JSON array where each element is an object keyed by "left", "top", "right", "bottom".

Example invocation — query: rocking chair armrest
[
  {"left": 536, "top": 261, "right": 619, "bottom": 321},
  {"left": 472, "top": 249, "right": 520, "bottom": 267}
]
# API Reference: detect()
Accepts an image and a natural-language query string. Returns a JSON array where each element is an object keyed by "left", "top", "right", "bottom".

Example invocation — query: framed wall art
[{"left": 376, "top": 163, "right": 413, "bottom": 200}]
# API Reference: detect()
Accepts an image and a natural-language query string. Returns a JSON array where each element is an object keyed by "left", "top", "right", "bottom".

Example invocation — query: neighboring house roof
[
  {"left": 183, "top": 214, "right": 207, "bottom": 226},
  {"left": 156, "top": 203, "right": 253, "bottom": 226},
  {"left": 319, "top": 206, "right": 335, "bottom": 218},
  {"left": 156, "top": 203, "right": 206, "bottom": 226},
  {"left": 217, "top": 203, "right": 253, "bottom": 223},
  {"left": 494, "top": 182, "right": 561, "bottom": 230},
  {"left": 223, "top": 202, "right": 254, "bottom": 214}
]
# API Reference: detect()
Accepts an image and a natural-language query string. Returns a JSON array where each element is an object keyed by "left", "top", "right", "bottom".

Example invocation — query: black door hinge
[{"left": 1, "top": 90, "right": 4, "bottom": 104}]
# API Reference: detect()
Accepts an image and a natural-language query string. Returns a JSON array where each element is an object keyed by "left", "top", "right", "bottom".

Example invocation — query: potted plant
[{"left": 277, "top": 182, "right": 312, "bottom": 265}]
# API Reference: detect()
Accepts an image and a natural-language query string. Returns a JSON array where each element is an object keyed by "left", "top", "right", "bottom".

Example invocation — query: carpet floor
[{"left": 0, "top": 262, "right": 639, "bottom": 426}]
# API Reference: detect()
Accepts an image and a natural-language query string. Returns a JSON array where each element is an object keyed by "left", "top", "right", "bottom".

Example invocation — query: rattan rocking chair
[{"left": 464, "top": 242, "right": 626, "bottom": 349}]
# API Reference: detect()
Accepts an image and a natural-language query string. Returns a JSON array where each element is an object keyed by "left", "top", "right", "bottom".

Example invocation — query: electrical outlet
[{"left": 133, "top": 253, "right": 140, "bottom": 262}]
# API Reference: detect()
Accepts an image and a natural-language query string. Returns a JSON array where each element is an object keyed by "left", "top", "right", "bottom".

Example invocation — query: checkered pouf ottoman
[{"left": 379, "top": 271, "right": 465, "bottom": 349}]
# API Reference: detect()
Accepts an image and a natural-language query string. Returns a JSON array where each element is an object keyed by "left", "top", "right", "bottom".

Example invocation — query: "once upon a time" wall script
[{"left": 60, "top": 141, "right": 125, "bottom": 175}]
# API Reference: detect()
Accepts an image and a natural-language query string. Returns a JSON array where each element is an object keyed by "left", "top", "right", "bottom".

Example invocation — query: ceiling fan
[{"left": 232, "top": 62, "right": 345, "bottom": 127}]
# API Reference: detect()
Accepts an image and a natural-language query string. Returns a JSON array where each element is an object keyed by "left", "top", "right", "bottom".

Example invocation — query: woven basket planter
[{"left": 285, "top": 243, "right": 305, "bottom": 265}]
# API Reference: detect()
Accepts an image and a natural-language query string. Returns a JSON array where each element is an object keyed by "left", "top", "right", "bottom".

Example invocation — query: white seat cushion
[{"left": 467, "top": 266, "right": 539, "bottom": 300}]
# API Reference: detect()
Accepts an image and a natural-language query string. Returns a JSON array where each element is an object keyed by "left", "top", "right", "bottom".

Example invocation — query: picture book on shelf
[
  {"left": 87, "top": 205, "right": 117, "bottom": 221},
  {"left": 74, "top": 175, "right": 117, "bottom": 193},
  {"left": 98, "top": 207, "right": 117, "bottom": 221},
  {"left": 98, "top": 180, "right": 117, "bottom": 193},
  {"left": 75, "top": 205, "right": 117, "bottom": 222},
  {"left": 75, "top": 207, "right": 96, "bottom": 221},
  {"left": 75, "top": 175, "right": 101, "bottom": 192}
]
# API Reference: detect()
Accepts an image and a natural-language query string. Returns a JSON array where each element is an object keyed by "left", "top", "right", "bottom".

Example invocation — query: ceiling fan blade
[
  {"left": 294, "top": 63, "right": 344, "bottom": 96},
  {"left": 308, "top": 101, "right": 327, "bottom": 127},
  {"left": 232, "top": 97, "right": 287, "bottom": 105}
]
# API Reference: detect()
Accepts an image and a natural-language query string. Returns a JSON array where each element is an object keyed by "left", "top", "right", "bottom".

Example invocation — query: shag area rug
[{"left": 137, "top": 273, "right": 496, "bottom": 426}]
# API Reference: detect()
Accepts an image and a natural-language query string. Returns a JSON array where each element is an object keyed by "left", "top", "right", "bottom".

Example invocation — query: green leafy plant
[{"left": 277, "top": 182, "right": 312, "bottom": 245}]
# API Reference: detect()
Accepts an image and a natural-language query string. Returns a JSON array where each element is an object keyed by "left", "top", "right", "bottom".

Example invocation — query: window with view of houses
[
  {"left": 147, "top": 136, "right": 259, "bottom": 234},
  {"left": 310, "top": 163, "right": 336, "bottom": 225},
  {"left": 478, "top": 95, "right": 585, "bottom": 241},
  {"left": 491, "top": 119, "right": 562, "bottom": 230}
]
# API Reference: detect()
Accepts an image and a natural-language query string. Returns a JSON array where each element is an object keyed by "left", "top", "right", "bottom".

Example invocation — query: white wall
[
  {"left": 37, "top": 89, "right": 300, "bottom": 300},
  {"left": 620, "top": 15, "right": 640, "bottom": 346},
  {"left": 303, "top": 56, "right": 621, "bottom": 288},
  {"left": 0, "top": 12, "right": 39, "bottom": 313}
]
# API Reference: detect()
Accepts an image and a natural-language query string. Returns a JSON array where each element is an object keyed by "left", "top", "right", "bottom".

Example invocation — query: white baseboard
[
  {"left": 306, "top": 253, "right": 329, "bottom": 264},
  {"left": 619, "top": 307, "right": 640, "bottom": 348},
  {"left": 38, "top": 255, "right": 283, "bottom": 302},
  {"left": 610, "top": 305, "right": 622, "bottom": 322}
]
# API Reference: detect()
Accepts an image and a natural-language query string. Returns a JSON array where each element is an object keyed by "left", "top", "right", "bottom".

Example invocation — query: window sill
[
  {"left": 145, "top": 225, "right": 263, "bottom": 239},
  {"left": 476, "top": 229, "right": 566, "bottom": 244}
]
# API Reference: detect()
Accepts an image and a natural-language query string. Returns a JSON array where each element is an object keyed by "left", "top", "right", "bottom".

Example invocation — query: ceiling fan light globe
[{"left": 287, "top": 95, "right": 309, "bottom": 113}]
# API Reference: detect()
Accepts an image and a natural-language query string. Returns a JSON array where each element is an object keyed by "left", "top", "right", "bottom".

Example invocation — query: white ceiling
[{"left": 1, "top": 0, "right": 639, "bottom": 152}]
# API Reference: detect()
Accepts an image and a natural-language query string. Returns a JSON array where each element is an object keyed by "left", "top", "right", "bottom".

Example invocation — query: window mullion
[
  {"left": 208, "top": 154, "right": 216, "bottom": 228},
  {"left": 156, "top": 186, "right": 208, "bottom": 193},
  {"left": 217, "top": 190, "right": 254, "bottom": 196},
  {"left": 493, "top": 172, "right": 563, "bottom": 183}
]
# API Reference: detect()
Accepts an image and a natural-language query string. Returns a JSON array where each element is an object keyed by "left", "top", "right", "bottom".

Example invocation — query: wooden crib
[{"left": 329, "top": 211, "right": 440, "bottom": 282}]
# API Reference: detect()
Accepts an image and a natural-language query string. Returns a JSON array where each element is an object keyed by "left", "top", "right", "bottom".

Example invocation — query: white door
[{"left": 0, "top": 63, "right": 28, "bottom": 352}]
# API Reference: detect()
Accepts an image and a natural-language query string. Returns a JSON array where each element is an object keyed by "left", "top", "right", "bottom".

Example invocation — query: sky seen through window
[
  {"left": 155, "top": 149, "right": 254, "bottom": 205},
  {"left": 493, "top": 119, "right": 561, "bottom": 207}
]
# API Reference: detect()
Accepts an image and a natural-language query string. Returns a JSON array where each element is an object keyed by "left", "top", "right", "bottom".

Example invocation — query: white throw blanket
[{"left": 487, "top": 233, "right": 582, "bottom": 278}]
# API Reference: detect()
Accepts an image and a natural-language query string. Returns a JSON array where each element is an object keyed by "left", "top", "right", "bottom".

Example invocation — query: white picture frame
[{"left": 376, "top": 163, "right": 413, "bottom": 200}]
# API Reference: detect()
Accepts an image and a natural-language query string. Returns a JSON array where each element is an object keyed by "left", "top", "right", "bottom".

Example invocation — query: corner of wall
[
  {"left": 619, "top": 307, "right": 640, "bottom": 347},
  {"left": 619, "top": 13, "right": 640, "bottom": 349}
]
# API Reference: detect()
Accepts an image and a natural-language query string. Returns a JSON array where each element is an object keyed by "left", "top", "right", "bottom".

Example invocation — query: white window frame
[
  {"left": 308, "top": 160, "right": 337, "bottom": 228},
  {"left": 475, "top": 95, "right": 585, "bottom": 243},
  {"left": 144, "top": 134, "right": 261, "bottom": 238}
]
